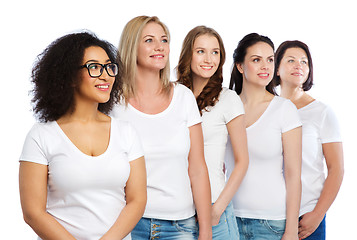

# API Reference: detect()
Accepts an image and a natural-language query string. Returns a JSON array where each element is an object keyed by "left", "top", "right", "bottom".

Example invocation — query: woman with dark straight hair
[
  {"left": 226, "top": 33, "right": 302, "bottom": 240},
  {"left": 274, "top": 40, "right": 344, "bottom": 240}
]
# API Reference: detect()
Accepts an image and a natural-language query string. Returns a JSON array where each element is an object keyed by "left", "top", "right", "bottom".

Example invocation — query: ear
[{"left": 236, "top": 63, "right": 244, "bottom": 74}]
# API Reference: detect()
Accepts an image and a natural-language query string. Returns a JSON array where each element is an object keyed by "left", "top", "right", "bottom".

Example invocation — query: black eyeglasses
[{"left": 80, "top": 63, "right": 119, "bottom": 77}]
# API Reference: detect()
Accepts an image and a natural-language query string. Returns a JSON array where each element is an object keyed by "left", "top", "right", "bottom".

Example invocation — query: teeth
[
  {"left": 96, "top": 85, "right": 109, "bottom": 89},
  {"left": 201, "top": 66, "right": 212, "bottom": 69},
  {"left": 259, "top": 74, "right": 268, "bottom": 76}
]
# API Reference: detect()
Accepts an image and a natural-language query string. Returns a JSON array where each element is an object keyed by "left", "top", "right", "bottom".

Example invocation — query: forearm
[
  {"left": 312, "top": 142, "right": 344, "bottom": 218},
  {"left": 24, "top": 211, "right": 75, "bottom": 240},
  {"left": 312, "top": 166, "right": 344, "bottom": 218},
  {"left": 214, "top": 161, "right": 248, "bottom": 215},
  {"left": 100, "top": 198, "right": 146, "bottom": 240},
  {"left": 190, "top": 166, "right": 212, "bottom": 238},
  {"left": 285, "top": 173, "right": 301, "bottom": 235}
]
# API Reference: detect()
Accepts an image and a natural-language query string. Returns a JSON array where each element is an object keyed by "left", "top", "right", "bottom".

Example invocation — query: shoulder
[
  {"left": 27, "top": 121, "right": 57, "bottom": 138},
  {"left": 273, "top": 96, "right": 298, "bottom": 110},
  {"left": 219, "top": 87, "right": 241, "bottom": 102},
  {"left": 174, "top": 82, "right": 193, "bottom": 95},
  {"left": 111, "top": 117, "right": 136, "bottom": 134}
]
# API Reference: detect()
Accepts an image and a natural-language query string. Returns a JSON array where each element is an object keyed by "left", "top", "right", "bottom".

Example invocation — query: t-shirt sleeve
[
  {"left": 280, "top": 99, "right": 302, "bottom": 133},
  {"left": 182, "top": 85, "right": 202, "bottom": 127},
  {"left": 223, "top": 90, "right": 245, "bottom": 124},
  {"left": 125, "top": 123, "right": 144, "bottom": 162},
  {"left": 320, "top": 106, "right": 342, "bottom": 143},
  {"left": 19, "top": 124, "right": 48, "bottom": 165}
]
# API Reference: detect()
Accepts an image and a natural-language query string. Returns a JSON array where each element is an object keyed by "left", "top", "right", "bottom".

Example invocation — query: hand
[
  {"left": 211, "top": 203, "right": 223, "bottom": 226},
  {"left": 298, "top": 211, "right": 324, "bottom": 239},
  {"left": 281, "top": 232, "right": 299, "bottom": 240}
]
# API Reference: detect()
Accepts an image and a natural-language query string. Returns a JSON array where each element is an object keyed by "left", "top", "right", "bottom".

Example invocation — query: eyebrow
[
  {"left": 250, "top": 55, "right": 274, "bottom": 58},
  {"left": 286, "top": 55, "right": 308, "bottom": 59},
  {"left": 143, "top": 34, "right": 168, "bottom": 38},
  {"left": 194, "top": 47, "right": 220, "bottom": 50},
  {"left": 84, "top": 59, "right": 111, "bottom": 64}
]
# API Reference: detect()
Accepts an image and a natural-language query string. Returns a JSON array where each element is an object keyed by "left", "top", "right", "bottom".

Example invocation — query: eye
[
  {"left": 88, "top": 63, "right": 100, "bottom": 70},
  {"left": 212, "top": 50, "right": 219, "bottom": 55},
  {"left": 288, "top": 59, "right": 294, "bottom": 63},
  {"left": 197, "top": 50, "right": 204, "bottom": 54},
  {"left": 268, "top": 58, "right": 274, "bottom": 63},
  {"left": 145, "top": 38, "right": 153, "bottom": 43},
  {"left": 161, "top": 38, "right": 168, "bottom": 43},
  {"left": 253, "top": 58, "right": 260, "bottom": 62},
  {"left": 301, "top": 60, "right": 308, "bottom": 65}
]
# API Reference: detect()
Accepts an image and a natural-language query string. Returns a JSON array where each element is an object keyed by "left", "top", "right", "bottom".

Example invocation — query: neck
[
  {"left": 192, "top": 76, "right": 209, "bottom": 98},
  {"left": 240, "top": 79, "right": 271, "bottom": 105},
  {"left": 61, "top": 98, "right": 101, "bottom": 123},
  {"left": 280, "top": 83, "right": 304, "bottom": 104},
  {"left": 135, "top": 67, "right": 162, "bottom": 97}
]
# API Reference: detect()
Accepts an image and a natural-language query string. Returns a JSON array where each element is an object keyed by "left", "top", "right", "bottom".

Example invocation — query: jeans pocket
[
  {"left": 174, "top": 216, "right": 198, "bottom": 234},
  {"left": 263, "top": 219, "right": 286, "bottom": 235}
]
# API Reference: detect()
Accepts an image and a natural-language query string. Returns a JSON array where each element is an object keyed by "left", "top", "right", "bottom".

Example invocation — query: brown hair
[{"left": 176, "top": 26, "right": 225, "bottom": 113}]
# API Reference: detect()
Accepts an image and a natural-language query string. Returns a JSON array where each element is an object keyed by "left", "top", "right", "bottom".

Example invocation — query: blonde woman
[
  {"left": 177, "top": 26, "right": 249, "bottom": 239},
  {"left": 112, "top": 16, "right": 212, "bottom": 240}
]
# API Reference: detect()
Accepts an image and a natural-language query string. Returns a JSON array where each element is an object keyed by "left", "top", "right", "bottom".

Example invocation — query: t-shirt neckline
[
  {"left": 54, "top": 117, "right": 113, "bottom": 159},
  {"left": 127, "top": 83, "right": 177, "bottom": 118}
]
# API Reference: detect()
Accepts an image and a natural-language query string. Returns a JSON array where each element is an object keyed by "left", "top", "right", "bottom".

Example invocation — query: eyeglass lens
[{"left": 88, "top": 63, "right": 118, "bottom": 77}]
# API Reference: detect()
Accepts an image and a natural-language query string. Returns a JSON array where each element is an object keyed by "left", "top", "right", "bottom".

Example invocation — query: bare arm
[
  {"left": 100, "top": 156, "right": 147, "bottom": 240},
  {"left": 298, "top": 142, "right": 344, "bottom": 239},
  {"left": 212, "top": 115, "right": 249, "bottom": 225},
  {"left": 282, "top": 127, "right": 302, "bottom": 240},
  {"left": 188, "top": 123, "right": 212, "bottom": 240},
  {"left": 19, "top": 161, "right": 76, "bottom": 240}
]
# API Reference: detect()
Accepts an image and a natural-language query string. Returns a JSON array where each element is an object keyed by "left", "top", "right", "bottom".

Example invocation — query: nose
[
  {"left": 155, "top": 41, "right": 164, "bottom": 51},
  {"left": 99, "top": 67, "right": 109, "bottom": 81},
  {"left": 294, "top": 61, "right": 302, "bottom": 69},
  {"left": 204, "top": 53, "right": 212, "bottom": 63}
]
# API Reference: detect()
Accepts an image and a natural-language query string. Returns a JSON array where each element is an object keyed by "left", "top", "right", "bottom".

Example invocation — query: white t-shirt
[
  {"left": 298, "top": 100, "right": 342, "bottom": 216},
  {"left": 111, "top": 83, "right": 202, "bottom": 220},
  {"left": 19, "top": 118, "right": 143, "bottom": 240},
  {"left": 201, "top": 88, "right": 244, "bottom": 203},
  {"left": 225, "top": 96, "right": 302, "bottom": 220}
]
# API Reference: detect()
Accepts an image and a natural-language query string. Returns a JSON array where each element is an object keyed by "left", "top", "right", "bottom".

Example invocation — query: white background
[{"left": 1, "top": 0, "right": 356, "bottom": 239}]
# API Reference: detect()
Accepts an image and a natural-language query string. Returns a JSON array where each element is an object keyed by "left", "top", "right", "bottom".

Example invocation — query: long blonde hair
[{"left": 118, "top": 16, "right": 172, "bottom": 103}]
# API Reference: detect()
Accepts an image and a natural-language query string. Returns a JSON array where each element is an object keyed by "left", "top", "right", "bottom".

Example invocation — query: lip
[
  {"left": 95, "top": 83, "right": 110, "bottom": 91},
  {"left": 200, "top": 65, "right": 213, "bottom": 70},
  {"left": 291, "top": 72, "right": 303, "bottom": 76},
  {"left": 258, "top": 73, "right": 269, "bottom": 79},
  {"left": 150, "top": 54, "right": 164, "bottom": 59}
]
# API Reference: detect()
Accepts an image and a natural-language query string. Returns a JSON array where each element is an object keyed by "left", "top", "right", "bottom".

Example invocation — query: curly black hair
[{"left": 31, "top": 31, "right": 122, "bottom": 122}]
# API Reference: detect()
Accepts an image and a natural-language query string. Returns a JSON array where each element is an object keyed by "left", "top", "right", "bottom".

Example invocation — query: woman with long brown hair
[{"left": 177, "top": 25, "right": 249, "bottom": 239}]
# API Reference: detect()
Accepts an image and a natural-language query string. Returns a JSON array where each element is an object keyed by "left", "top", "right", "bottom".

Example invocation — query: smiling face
[
  {"left": 137, "top": 22, "right": 169, "bottom": 72},
  {"left": 277, "top": 47, "right": 310, "bottom": 88},
  {"left": 237, "top": 41, "right": 274, "bottom": 88},
  {"left": 190, "top": 34, "right": 220, "bottom": 82},
  {"left": 76, "top": 46, "right": 115, "bottom": 104}
]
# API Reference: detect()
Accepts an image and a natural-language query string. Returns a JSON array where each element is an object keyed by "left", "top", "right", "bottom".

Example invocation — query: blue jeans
[
  {"left": 299, "top": 215, "right": 326, "bottom": 240},
  {"left": 132, "top": 216, "right": 198, "bottom": 240},
  {"left": 212, "top": 202, "right": 239, "bottom": 239},
  {"left": 236, "top": 217, "right": 286, "bottom": 240}
]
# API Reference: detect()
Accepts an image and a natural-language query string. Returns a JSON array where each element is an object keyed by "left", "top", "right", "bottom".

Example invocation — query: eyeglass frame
[{"left": 80, "top": 62, "right": 119, "bottom": 78}]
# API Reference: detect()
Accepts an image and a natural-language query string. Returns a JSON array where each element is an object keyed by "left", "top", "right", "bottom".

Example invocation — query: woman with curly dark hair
[
  {"left": 19, "top": 31, "right": 146, "bottom": 240},
  {"left": 176, "top": 26, "right": 249, "bottom": 239}
]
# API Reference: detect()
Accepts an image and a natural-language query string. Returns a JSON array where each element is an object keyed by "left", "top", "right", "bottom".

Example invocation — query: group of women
[{"left": 19, "top": 15, "right": 344, "bottom": 240}]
